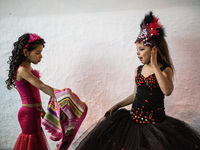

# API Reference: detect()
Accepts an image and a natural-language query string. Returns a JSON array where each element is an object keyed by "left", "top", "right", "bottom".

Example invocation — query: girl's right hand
[{"left": 104, "top": 104, "right": 120, "bottom": 117}]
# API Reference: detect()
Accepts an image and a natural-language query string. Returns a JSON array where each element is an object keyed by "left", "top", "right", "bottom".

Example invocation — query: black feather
[
  {"left": 140, "top": 11, "right": 154, "bottom": 27},
  {"left": 140, "top": 11, "right": 166, "bottom": 37}
]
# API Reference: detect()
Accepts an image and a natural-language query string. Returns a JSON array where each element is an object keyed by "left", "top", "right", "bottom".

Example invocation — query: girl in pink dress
[{"left": 6, "top": 33, "right": 55, "bottom": 150}]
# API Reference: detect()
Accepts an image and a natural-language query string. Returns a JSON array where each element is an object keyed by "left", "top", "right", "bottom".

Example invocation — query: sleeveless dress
[
  {"left": 13, "top": 66, "right": 49, "bottom": 150},
  {"left": 75, "top": 65, "right": 200, "bottom": 150}
]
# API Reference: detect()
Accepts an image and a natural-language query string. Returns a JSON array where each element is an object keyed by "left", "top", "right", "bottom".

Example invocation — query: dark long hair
[
  {"left": 142, "top": 11, "right": 175, "bottom": 75},
  {"left": 6, "top": 33, "right": 45, "bottom": 90},
  {"left": 151, "top": 37, "right": 175, "bottom": 75}
]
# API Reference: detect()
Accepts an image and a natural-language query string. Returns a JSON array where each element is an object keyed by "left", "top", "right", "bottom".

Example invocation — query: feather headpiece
[
  {"left": 135, "top": 11, "right": 165, "bottom": 47},
  {"left": 24, "top": 33, "right": 41, "bottom": 48}
]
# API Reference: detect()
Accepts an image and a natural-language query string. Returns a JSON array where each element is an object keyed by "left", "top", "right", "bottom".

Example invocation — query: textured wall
[{"left": 0, "top": 0, "right": 200, "bottom": 149}]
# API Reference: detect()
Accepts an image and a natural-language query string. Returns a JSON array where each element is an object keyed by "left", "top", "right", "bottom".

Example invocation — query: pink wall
[{"left": 0, "top": 0, "right": 200, "bottom": 149}]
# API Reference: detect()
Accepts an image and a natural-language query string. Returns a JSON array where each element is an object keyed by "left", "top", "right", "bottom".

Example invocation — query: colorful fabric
[{"left": 42, "top": 88, "right": 87, "bottom": 150}]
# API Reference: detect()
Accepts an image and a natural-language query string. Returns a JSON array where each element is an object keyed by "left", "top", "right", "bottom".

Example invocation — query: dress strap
[
  {"left": 137, "top": 65, "right": 167, "bottom": 74},
  {"left": 15, "top": 65, "right": 32, "bottom": 76},
  {"left": 160, "top": 65, "right": 167, "bottom": 71},
  {"left": 137, "top": 65, "right": 144, "bottom": 74}
]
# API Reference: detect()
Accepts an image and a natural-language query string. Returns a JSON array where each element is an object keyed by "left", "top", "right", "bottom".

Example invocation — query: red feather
[
  {"left": 147, "top": 17, "right": 162, "bottom": 29},
  {"left": 147, "top": 17, "right": 162, "bottom": 36}
]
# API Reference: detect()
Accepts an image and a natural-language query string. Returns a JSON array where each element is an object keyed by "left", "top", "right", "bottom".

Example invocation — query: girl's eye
[{"left": 140, "top": 49, "right": 144, "bottom": 51}]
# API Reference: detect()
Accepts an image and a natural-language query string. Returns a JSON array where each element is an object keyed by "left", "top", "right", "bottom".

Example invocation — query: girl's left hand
[
  {"left": 151, "top": 46, "right": 158, "bottom": 68},
  {"left": 41, "top": 108, "right": 46, "bottom": 118}
]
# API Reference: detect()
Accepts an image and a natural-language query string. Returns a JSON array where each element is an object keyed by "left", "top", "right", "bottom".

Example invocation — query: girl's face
[
  {"left": 26, "top": 45, "right": 43, "bottom": 64},
  {"left": 136, "top": 42, "right": 151, "bottom": 65}
]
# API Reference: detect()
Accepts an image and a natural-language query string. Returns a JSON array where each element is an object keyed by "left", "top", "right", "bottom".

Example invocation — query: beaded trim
[
  {"left": 130, "top": 107, "right": 164, "bottom": 124},
  {"left": 131, "top": 65, "right": 166, "bottom": 124},
  {"left": 135, "top": 65, "right": 166, "bottom": 90}
]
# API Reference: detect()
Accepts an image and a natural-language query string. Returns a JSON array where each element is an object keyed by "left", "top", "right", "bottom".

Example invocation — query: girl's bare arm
[{"left": 17, "top": 67, "right": 55, "bottom": 98}]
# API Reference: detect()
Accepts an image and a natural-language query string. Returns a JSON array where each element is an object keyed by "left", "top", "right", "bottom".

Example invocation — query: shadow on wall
[
  {"left": 165, "top": 34, "right": 200, "bottom": 132},
  {"left": 193, "top": 118, "right": 200, "bottom": 133}
]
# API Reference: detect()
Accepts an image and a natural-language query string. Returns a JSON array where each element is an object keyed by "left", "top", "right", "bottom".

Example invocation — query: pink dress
[{"left": 14, "top": 66, "right": 49, "bottom": 150}]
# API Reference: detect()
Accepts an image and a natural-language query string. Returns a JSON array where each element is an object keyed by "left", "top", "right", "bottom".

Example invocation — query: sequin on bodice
[
  {"left": 130, "top": 65, "right": 166, "bottom": 124},
  {"left": 14, "top": 68, "right": 41, "bottom": 104}
]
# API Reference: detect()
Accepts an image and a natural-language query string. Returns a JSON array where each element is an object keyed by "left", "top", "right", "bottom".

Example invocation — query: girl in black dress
[{"left": 75, "top": 11, "right": 200, "bottom": 150}]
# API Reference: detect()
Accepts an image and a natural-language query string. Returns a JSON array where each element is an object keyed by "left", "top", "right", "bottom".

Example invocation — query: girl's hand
[
  {"left": 104, "top": 105, "right": 120, "bottom": 117},
  {"left": 41, "top": 108, "right": 46, "bottom": 118},
  {"left": 151, "top": 46, "right": 158, "bottom": 68}
]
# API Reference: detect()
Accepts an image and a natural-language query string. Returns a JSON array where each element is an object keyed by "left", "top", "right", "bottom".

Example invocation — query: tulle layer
[
  {"left": 75, "top": 109, "right": 200, "bottom": 150},
  {"left": 14, "top": 129, "right": 50, "bottom": 150}
]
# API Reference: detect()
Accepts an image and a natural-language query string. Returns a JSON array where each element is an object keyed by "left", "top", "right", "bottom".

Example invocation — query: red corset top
[{"left": 14, "top": 67, "right": 41, "bottom": 104}]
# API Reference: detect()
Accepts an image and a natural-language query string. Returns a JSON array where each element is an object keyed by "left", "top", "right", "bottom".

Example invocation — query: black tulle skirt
[{"left": 75, "top": 109, "right": 200, "bottom": 150}]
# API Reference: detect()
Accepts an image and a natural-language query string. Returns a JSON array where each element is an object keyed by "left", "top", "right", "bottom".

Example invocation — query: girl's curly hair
[{"left": 6, "top": 33, "right": 45, "bottom": 90}]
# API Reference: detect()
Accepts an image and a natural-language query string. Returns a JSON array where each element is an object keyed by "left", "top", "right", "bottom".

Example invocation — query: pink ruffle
[
  {"left": 31, "top": 69, "right": 40, "bottom": 79},
  {"left": 14, "top": 130, "right": 50, "bottom": 150}
]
